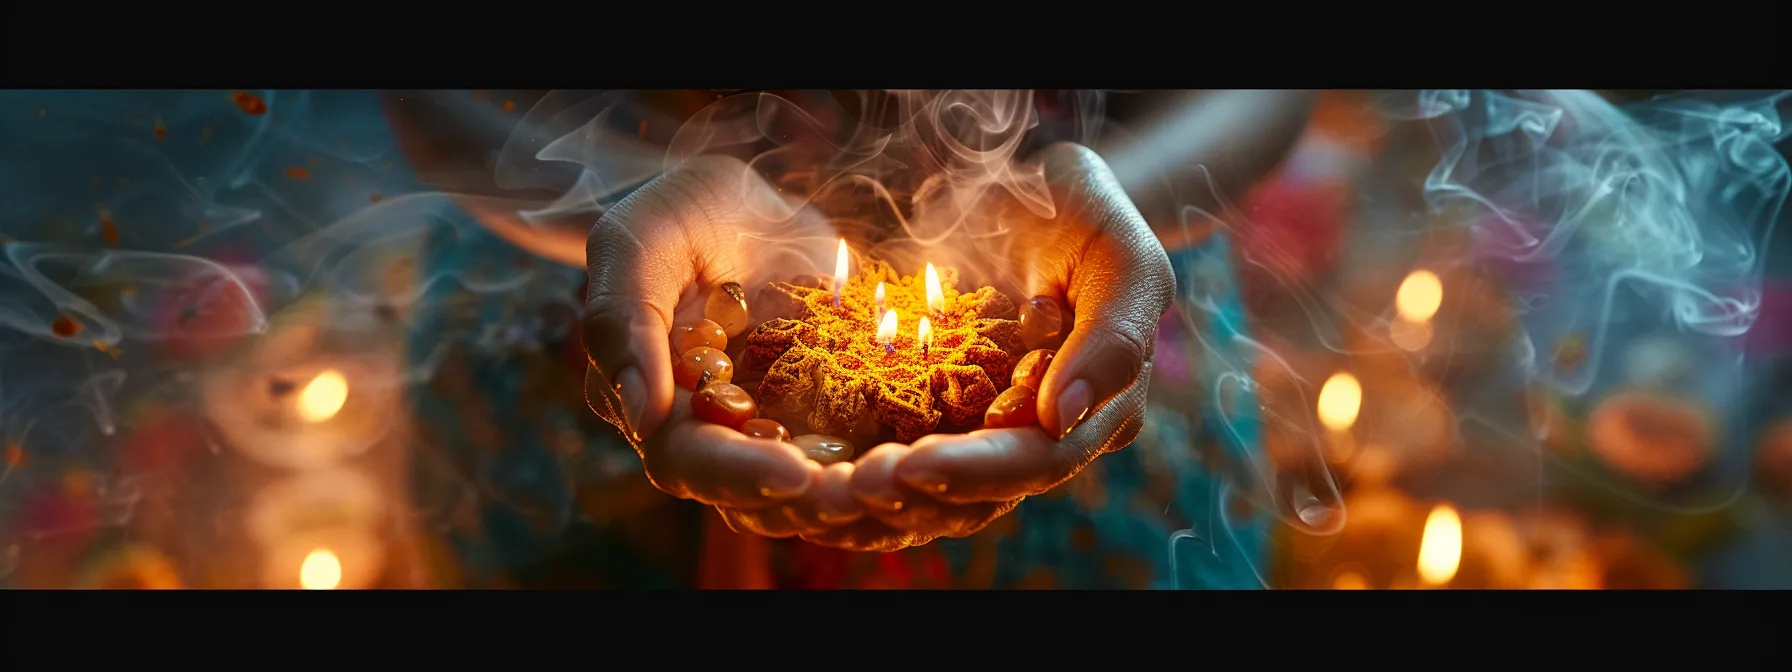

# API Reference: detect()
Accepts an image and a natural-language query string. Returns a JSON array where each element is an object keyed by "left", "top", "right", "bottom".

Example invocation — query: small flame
[
  {"left": 878, "top": 310, "right": 899, "bottom": 346},
  {"left": 918, "top": 316, "right": 932, "bottom": 354},
  {"left": 1396, "top": 270, "right": 1443, "bottom": 323},
  {"left": 924, "top": 263, "right": 944, "bottom": 315},
  {"left": 1316, "top": 372, "right": 1362, "bottom": 431},
  {"left": 875, "top": 282, "right": 886, "bottom": 315},
  {"left": 296, "top": 370, "right": 348, "bottom": 423},
  {"left": 833, "top": 239, "right": 850, "bottom": 305},
  {"left": 1332, "top": 571, "right": 1369, "bottom": 590},
  {"left": 299, "top": 549, "right": 342, "bottom": 590},
  {"left": 1417, "top": 504, "right": 1463, "bottom": 586}
]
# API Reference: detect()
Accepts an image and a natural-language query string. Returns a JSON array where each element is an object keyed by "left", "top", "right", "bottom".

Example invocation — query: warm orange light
[
  {"left": 1396, "top": 270, "right": 1444, "bottom": 323},
  {"left": 1417, "top": 504, "right": 1463, "bottom": 586},
  {"left": 877, "top": 310, "right": 899, "bottom": 346},
  {"left": 1332, "top": 571, "right": 1369, "bottom": 590},
  {"left": 296, "top": 370, "right": 348, "bottom": 423},
  {"left": 299, "top": 549, "right": 342, "bottom": 590},
  {"left": 918, "top": 316, "right": 932, "bottom": 354},
  {"left": 924, "top": 263, "right": 944, "bottom": 315},
  {"left": 833, "top": 239, "right": 850, "bottom": 305},
  {"left": 1317, "top": 372, "right": 1362, "bottom": 431},
  {"left": 1389, "top": 317, "right": 1434, "bottom": 352},
  {"left": 875, "top": 282, "right": 886, "bottom": 315}
]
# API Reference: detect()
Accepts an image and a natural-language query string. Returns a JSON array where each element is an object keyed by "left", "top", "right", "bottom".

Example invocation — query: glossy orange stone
[
  {"left": 1019, "top": 295, "right": 1065, "bottom": 351},
  {"left": 672, "top": 319, "right": 728, "bottom": 354},
  {"left": 1011, "top": 349, "right": 1056, "bottom": 391},
  {"left": 673, "top": 347, "right": 734, "bottom": 391},
  {"left": 704, "top": 282, "right": 751, "bottom": 337},
  {"left": 741, "top": 418, "right": 792, "bottom": 442},
  {"left": 792, "top": 434, "right": 854, "bottom": 465},
  {"left": 983, "top": 385, "right": 1039, "bottom": 429},
  {"left": 692, "top": 383, "right": 757, "bottom": 428}
]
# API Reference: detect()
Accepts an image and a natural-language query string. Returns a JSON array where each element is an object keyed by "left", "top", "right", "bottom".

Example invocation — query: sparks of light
[
  {"left": 296, "top": 370, "right": 349, "bottom": 423},
  {"left": 1316, "top": 372, "right": 1362, "bottom": 431},
  {"left": 1417, "top": 504, "right": 1463, "bottom": 586},
  {"left": 878, "top": 310, "right": 899, "bottom": 346},
  {"left": 299, "top": 549, "right": 342, "bottom": 590},
  {"left": 924, "top": 263, "right": 944, "bottom": 315},
  {"left": 918, "top": 316, "right": 932, "bottom": 355},
  {"left": 833, "top": 239, "right": 850, "bottom": 306},
  {"left": 1395, "top": 270, "right": 1443, "bottom": 323}
]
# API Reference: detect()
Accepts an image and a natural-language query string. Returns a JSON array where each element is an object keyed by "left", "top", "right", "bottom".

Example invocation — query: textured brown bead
[
  {"left": 673, "top": 347, "right": 734, "bottom": 391},
  {"left": 692, "top": 383, "right": 757, "bottom": 428},
  {"left": 1011, "top": 349, "right": 1056, "bottom": 391},
  {"left": 983, "top": 385, "right": 1039, "bottom": 429},
  {"left": 1019, "top": 295, "right": 1066, "bottom": 351},
  {"left": 792, "top": 434, "right": 855, "bottom": 465},
  {"left": 671, "top": 319, "right": 728, "bottom": 353},
  {"left": 704, "top": 282, "right": 751, "bottom": 337},
  {"left": 740, "top": 418, "right": 792, "bottom": 442}
]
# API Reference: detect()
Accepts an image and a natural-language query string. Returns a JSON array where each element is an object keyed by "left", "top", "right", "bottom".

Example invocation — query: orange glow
[
  {"left": 1332, "top": 571, "right": 1369, "bottom": 590},
  {"left": 1317, "top": 372, "right": 1362, "bottom": 431},
  {"left": 296, "top": 370, "right": 348, "bottom": 423},
  {"left": 1389, "top": 317, "right": 1434, "bottom": 352},
  {"left": 1396, "top": 270, "right": 1443, "bottom": 322},
  {"left": 877, "top": 310, "right": 899, "bottom": 346},
  {"left": 833, "top": 239, "right": 850, "bottom": 302},
  {"left": 924, "top": 263, "right": 944, "bottom": 315},
  {"left": 918, "top": 316, "right": 932, "bottom": 353},
  {"left": 1418, "top": 504, "right": 1463, "bottom": 586},
  {"left": 299, "top": 549, "right": 342, "bottom": 590}
]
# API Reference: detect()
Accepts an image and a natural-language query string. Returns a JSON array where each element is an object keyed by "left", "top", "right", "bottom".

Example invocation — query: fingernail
[
  {"left": 1056, "top": 378, "right": 1093, "bottom": 438},
  {"left": 615, "top": 366, "right": 646, "bottom": 441},
  {"left": 758, "top": 475, "right": 809, "bottom": 499}
]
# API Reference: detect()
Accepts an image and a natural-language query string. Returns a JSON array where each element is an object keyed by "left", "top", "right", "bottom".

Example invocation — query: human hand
[{"left": 831, "top": 142, "right": 1175, "bottom": 546}]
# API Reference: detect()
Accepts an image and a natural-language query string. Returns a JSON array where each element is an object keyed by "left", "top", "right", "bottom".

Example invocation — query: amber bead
[
  {"left": 704, "top": 282, "right": 751, "bottom": 338},
  {"left": 984, "top": 385, "right": 1039, "bottom": 429},
  {"left": 692, "top": 383, "right": 757, "bottom": 428},
  {"left": 741, "top": 418, "right": 792, "bottom": 442},
  {"left": 673, "top": 347, "right": 734, "bottom": 391},
  {"left": 672, "top": 319, "right": 728, "bottom": 354},
  {"left": 1012, "top": 349, "right": 1056, "bottom": 391},
  {"left": 1019, "top": 295, "right": 1066, "bottom": 351},
  {"left": 792, "top": 434, "right": 854, "bottom": 465}
]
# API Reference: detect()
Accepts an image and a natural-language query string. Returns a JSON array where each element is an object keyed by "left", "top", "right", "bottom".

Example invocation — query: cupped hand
[
  {"left": 835, "top": 142, "right": 1174, "bottom": 544},
  {"left": 583, "top": 154, "right": 912, "bottom": 550}
]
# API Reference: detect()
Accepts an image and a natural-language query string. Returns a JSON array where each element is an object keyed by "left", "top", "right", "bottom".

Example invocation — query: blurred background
[{"left": 0, "top": 89, "right": 1787, "bottom": 589}]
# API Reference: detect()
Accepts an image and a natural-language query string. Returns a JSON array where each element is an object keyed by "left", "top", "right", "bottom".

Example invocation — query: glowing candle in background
[
  {"left": 833, "top": 239, "right": 850, "bottom": 307},
  {"left": 924, "top": 263, "right": 944, "bottom": 316},
  {"left": 300, "top": 549, "right": 342, "bottom": 590},
  {"left": 918, "top": 316, "right": 932, "bottom": 357},
  {"left": 1317, "top": 372, "right": 1362, "bottom": 431},
  {"left": 295, "top": 369, "right": 348, "bottom": 423},
  {"left": 875, "top": 282, "right": 885, "bottom": 317},
  {"left": 1391, "top": 269, "right": 1442, "bottom": 352},
  {"left": 878, "top": 310, "right": 898, "bottom": 354},
  {"left": 1418, "top": 504, "right": 1463, "bottom": 587}
]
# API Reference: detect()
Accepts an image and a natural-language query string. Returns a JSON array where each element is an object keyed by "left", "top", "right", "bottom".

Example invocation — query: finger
[
  {"left": 718, "top": 505, "right": 805, "bottom": 539},
  {"left": 800, "top": 519, "right": 935, "bottom": 553},
  {"left": 898, "top": 364, "right": 1153, "bottom": 504},
  {"left": 637, "top": 388, "right": 820, "bottom": 509},
  {"left": 785, "top": 462, "right": 866, "bottom": 533},
  {"left": 1029, "top": 143, "right": 1176, "bottom": 439},
  {"left": 848, "top": 443, "right": 912, "bottom": 513},
  {"left": 582, "top": 154, "right": 763, "bottom": 443}
]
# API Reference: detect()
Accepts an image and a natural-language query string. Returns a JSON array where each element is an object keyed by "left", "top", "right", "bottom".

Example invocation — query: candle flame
[
  {"left": 1316, "top": 372, "right": 1361, "bottom": 431},
  {"left": 878, "top": 310, "right": 898, "bottom": 346},
  {"left": 299, "top": 548, "right": 342, "bottom": 590},
  {"left": 924, "top": 263, "right": 944, "bottom": 315},
  {"left": 1396, "top": 270, "right": 1443, "bottom": 323},
  {"left": 875, "top": 282, "right": 886, "bottom": 313},
  {"left": 833, "top": 239, "right": 850, "bottom": 303},
  {"left": 296, "top": 370, "right": 348, "bottom": 423},
  {"left": 1417, "top": 504, "right": 1463, "bottom": 586},
  {"left": 918, "top": 316, "right": 932, "bottom": 353}
]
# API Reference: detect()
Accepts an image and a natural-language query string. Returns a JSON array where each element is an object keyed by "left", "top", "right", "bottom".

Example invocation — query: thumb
[
  {"left": 583, "top": 154, "right": 760, "bottom": 444},
  {"left": 1029, "top": 143, "right": 1176, "bottom": 438}
]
